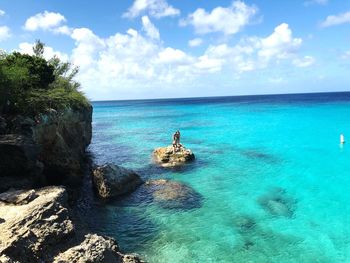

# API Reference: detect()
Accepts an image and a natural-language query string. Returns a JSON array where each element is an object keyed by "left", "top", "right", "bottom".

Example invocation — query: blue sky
[{"left": 0, "top": 0, "right": 350, "bottom": 100}]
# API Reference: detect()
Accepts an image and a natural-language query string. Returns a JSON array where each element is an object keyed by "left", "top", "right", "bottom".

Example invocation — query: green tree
[
  {"left": 33, "top": 39, "right": 45, "bottom": 58},
  {"left": 3, "top": 52, "right": 55, "bottom": 90},
  {"left": 0, "top": 41, "right": 88, "bottom": 116}
]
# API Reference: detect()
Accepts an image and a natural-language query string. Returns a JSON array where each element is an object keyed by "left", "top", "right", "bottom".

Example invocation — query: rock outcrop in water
[
  {"left": 145, "top": 179, "right": 202, "bottom": 210},
  {"left": 0, "top": 106, "right": 92, "bottom": 191},
  {"left": 153, "top": 145, "right": 195, "bottom": 168},
  {"left": 92, "top": 163, "right": 144, "bottom": 199},
  {"left": 0, "top": 186, "right": 143, "bottom": 263}
]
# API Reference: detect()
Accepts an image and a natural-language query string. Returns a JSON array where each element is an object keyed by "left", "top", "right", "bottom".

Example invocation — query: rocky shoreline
[
  {"left": 0, "top": 101, "right": 199, "bottom": 262},
  {"left": 0, "top": 105, "right": 144, "bottom": 263}
]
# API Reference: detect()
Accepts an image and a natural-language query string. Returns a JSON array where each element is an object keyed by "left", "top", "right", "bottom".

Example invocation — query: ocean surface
[{"left": 81, "top": 92, "right": 350, "bottom": 262}]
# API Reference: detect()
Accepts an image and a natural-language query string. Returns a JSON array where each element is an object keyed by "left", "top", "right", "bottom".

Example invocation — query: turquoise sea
[{"left": 81, "top": 92, "right": 350, "bottom": 262}]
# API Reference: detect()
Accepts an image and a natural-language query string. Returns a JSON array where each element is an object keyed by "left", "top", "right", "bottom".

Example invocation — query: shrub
[{"left": 0, "top": 41, "right": 89, "bottom": 116}]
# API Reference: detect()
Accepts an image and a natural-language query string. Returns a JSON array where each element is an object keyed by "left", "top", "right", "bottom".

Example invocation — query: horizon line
[{"left": 90, "top": 90, "right": 350, "bottom": 103}]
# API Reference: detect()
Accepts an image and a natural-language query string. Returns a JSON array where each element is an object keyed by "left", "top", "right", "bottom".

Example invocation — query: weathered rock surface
[
  {"left": 0, "top": 105, "right": 92, "bottom": 191},
  {"left": 0, "top": 186, "right": 74, "bottom": 262},
  {"left": 93, "top": 164, "right": 144, "bottom": 199},
  {"left": 153, "top": 145, "right": 195, "bottom": 168},
  {"left": 0, "top": 189, "right": 38, "bottom": 205},
  {"left": 0, "top": 187, "right": 144, "bottom": 263},
  {"left": 145, "top": 179, "right": 202, "bottom": 210},
  {"left": 54, "top": 234, "right": 143, "bottom": 263},
  {"left": 33, "top": 107, "right": 92, "bottom": 183}
]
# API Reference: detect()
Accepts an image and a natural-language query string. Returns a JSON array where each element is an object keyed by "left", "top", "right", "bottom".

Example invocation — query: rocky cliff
[{"left": 0, "top": 105, "right": 92, "bottom": 192}]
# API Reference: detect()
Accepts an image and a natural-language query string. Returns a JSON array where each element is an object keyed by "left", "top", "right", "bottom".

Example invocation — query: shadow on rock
[
  {"left": 257, "top": 187, "right": 297, "bottom": 218},
  {"left": 145, "top": 179, "right": 203, "bottom": 210}
]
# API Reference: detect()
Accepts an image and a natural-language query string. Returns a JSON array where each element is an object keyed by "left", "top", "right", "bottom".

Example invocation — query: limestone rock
[
  {"left": 145, "top": 179, "right": 202, "bottom": 210},
  {"left": 0, "top": 186, "right": 145, "bottom": 263},
  {"left": 92, "top": 164, "right": 144, "bottom": 199},
  {"left": 153, "top": 145, "right": 195, "bottom": 168},
  {"left": 53, "top": 234, "right": 121, "bottom": 263},
  {"left": 0, "top": 134, "right": 44, "bottom": 192},
  {"left": 0, "top": 189, "right": 38, "bottom": 205},
  {"left": 54, "top": 234, "right": 144, "bottom": 263},
  {"left": 0, "top": 135, "right": 40, "bottom": 177},
  {"left": 33, "top": 106, "right": 93, "bottom": 184},
  {"left": 0, "top": 186, "right": 74, "bottom": 263},
  {"left": 0, "top": 105, "right": 93, "bottom": 191}
]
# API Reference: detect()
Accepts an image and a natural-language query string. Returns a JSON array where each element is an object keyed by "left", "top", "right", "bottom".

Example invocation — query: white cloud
[
  {"left": 141, "top": 16, "right": 160, "bottom": 40},
  {"left": 157, "top": 47, "right": 191, "bottom": 64},
  {"left": 24, "top": 11, "right": 70, "bottom": 34},
  {"left": 68, "top": 22, "right": 309, "bottom": 99},
  {"left": 268, "top": 77, "right": 285, "bottom": 84},
  {"left": 342, "top": 50, "right": 350, "bottom": 59},
  {"left": 320, "top": 11, "right": 350, "bottom": 27},
  {"left": 123, "top": 0, "right": 180, "bottom": 19},
  {"left": 257, "top": 23, "right": 302, "bottom": 61},
  {"left": 16, "top": 13, "right": 311, "bottom": 100},
  {"left": 180, "top": 1, "right": 258, "bottom": 35},
  {"left": 0, "top": 26, "right": 11, "bottom": 41},
  {"left": 0, "top": 9, "right": 5, "bottom": 16},
  {"left": 292, "top": 56, "right": 315, "bottom": 67},
  {"left": 304, "top": 0, "right": 328, "bottom": 6},
  {"left": 18, "top": 42, "right": 69, "bottom": 61},
  {"left": 188, "top": 38, "right": 203, "bottom": 47},
  {"left": 199, "top": 23, "right": 305, "bottom": 73},
  {"left": 68, "top": 21, "right": 309, "bottom": 98}
]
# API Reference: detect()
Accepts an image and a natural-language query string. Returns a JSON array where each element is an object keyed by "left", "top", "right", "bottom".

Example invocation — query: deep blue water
[{"left": 84, "top": 92, "right": 350, "bottom": 262}]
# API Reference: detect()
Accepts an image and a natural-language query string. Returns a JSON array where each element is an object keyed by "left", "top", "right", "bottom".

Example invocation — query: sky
[{"left": 0, "top": 0, "right": 350, "bottom": 100}]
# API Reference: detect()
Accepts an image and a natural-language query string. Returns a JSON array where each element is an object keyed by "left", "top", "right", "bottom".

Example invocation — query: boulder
[
  {"left": 92, "top": 164, "right": 144, "bottom": 199},
  {"left": 145, "top": 179, "right": 202, "bottom": 210},
  {"left": 153, "top": 145, "right": 195, "bottom": 168},
  {"left": 53, "top": 234, "right": 143, "bottom": 263},
  {"left": 0, "top": 187, "right": 74, "bottom": 263}
]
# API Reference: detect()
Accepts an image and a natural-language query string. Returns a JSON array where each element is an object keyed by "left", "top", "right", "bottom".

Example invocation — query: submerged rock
[
  {"left": 153, "top": 145, "right": 195, "bottom": 168},
  {"left": 258, "top": 187, "right": 297, "bottom": 218},
  {"left": 145, "top": 179, "right": 202, "bottom": 210},
  {"left": 92, "top": 163, "right": 144, "bottom": 199},
  {"left": 233, "top": 214, "right": 257, "bottom": 233}
]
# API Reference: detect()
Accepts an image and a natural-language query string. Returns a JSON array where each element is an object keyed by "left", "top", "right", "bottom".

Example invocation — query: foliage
[
  {"left": 0, "top": 41, "right": 89, "bottom": 116},
  {"left": 33, "top": 39, "right": 45, "bottom": 57}
]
